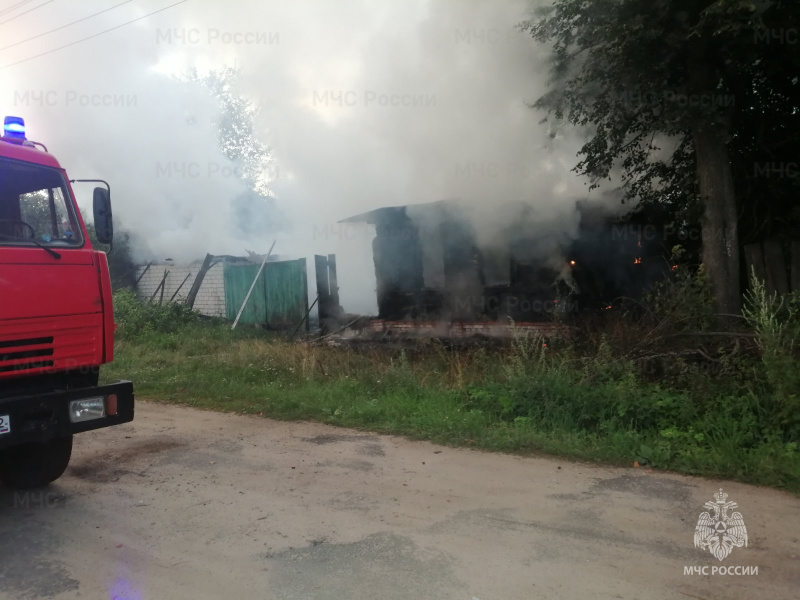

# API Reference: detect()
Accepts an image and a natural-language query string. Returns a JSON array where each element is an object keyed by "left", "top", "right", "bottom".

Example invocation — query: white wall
[{"left": 135, "top": 262, "right": 226, "bottom": 317}]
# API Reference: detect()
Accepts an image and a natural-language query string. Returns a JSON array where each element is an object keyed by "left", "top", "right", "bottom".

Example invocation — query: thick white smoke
[{"left": 0, "top": 0, "right": 616, "bottom": 314}]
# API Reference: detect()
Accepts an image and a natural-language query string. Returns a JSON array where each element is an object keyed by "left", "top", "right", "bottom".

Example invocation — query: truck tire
[{"left": 0, "top": 436, "right": 73, "bottom": 489}]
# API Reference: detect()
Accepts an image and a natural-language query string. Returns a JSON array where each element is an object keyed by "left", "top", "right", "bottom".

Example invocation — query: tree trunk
[
  {"left": 692, "top": 122, "right": 741, "bottom": 314},
  {"left": 687, "top": 46, "right": 741, "bottom": 316}
]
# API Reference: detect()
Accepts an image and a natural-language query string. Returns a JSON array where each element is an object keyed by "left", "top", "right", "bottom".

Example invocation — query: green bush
[
  {"left": 641, "top": 247, "right": 715, "bottom": 331},
  {"left": 113, "top": 290, "right": 202, "bottom": 338}
]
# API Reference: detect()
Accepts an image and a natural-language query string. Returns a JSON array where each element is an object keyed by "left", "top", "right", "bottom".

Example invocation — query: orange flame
[{"left": 634, "top": 257, "right": 643, "bottom": 264}]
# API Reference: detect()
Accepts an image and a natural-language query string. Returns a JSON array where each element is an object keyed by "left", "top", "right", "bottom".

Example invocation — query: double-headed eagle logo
[{"left": 694, "top": 488, "right": 748, "bottom": 561}]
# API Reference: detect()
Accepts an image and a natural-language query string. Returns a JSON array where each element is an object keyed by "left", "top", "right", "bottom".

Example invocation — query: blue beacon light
[{"left": 3, "top": 116, "right": 26, "bottom": 140}]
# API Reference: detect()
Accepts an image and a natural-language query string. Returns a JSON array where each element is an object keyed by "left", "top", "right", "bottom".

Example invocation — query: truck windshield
[{"left": 0, "top": 157, "right": 83, "bottom": 248}]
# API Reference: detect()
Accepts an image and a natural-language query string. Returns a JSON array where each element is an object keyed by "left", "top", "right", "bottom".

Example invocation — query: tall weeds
[{"left": 742, "top": 270, "right": 800, "bottom": 436}]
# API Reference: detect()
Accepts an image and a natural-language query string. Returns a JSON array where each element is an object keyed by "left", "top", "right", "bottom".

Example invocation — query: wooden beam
[
  {"left": 159, "top": 270, "right": 168, "bottom": 305},
  {"left": 150, "top": 269, "right": 169, "bottom": 302},
  {"left": 170, "top": 272, "right": 192, "bottom": 302},
  {"left": 134, "top": 261, "right": 153, "bottom": 286},
  {"left": 185, "top": 254, "right": 214, "bottom": 309},
  {"left": 232, "top": 241, "right": 276, "bottom": 330},
  {"left": 288, "top": 293, "right": 319, "bottom": 341}
]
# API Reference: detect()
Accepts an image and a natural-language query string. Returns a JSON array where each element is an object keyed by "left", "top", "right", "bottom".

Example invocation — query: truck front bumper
[{"left": 0, "top": 381, "right": 133, "bottom": 449}]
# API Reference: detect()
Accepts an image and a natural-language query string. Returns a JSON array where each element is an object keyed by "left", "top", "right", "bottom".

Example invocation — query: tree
[
  {"left": 189, "top": 67, "right": 287, "bottom": 238},
  {"left": 523, "top": 0, "right": 799, "bottom": 315}
]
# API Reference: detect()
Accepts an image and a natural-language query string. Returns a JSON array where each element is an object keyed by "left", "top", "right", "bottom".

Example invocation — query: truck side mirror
[{"left": 93, "top": 187, "right": 113, "bottom": 245}]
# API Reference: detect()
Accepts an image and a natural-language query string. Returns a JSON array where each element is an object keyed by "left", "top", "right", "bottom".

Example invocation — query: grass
[{"left": 102, "top": 291, "right": 800, "bottom": 493}]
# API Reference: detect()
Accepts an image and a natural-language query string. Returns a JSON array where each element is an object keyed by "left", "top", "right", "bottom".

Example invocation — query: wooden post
[
  {"left": 185, "top": 254, "right": 214, "bottom": 309},
  {"left": 327, "top": 253, "right": 340, "bottom": 308},
  {"left": 315, "top": 254, "right": 332, "bottom": 321}
]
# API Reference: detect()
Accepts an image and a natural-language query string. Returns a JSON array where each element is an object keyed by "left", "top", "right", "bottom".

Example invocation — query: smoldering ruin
[{"left": 341, "top": 199, "right": 671, "bottom": 329}]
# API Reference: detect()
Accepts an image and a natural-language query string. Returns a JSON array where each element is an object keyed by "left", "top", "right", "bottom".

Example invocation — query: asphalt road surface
[{"left": 1, "top": 401, "right": 798, "bottom": 600}]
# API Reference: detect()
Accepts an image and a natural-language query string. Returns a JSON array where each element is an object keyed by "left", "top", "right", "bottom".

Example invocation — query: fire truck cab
[{"left": 0, "top": 116, "right": 134, "bottom": 489}]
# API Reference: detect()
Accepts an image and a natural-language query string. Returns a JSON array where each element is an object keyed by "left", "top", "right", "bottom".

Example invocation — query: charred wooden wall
[{"left": 367, "top": 202, "right": 671, "bottom": 321}]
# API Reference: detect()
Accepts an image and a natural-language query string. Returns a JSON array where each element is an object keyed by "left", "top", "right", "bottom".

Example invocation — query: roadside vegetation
[{"left": 105, "top": 269, "right": 800, "bottom": 493}]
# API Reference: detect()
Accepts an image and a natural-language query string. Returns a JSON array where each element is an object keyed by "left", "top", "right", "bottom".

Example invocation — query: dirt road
[{"left": 0, "top": 402, "right": 798, "bottom": 600}]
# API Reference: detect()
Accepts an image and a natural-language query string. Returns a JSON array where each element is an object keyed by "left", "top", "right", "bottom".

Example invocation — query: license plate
[{"left": 0, "top": 415, "right": 9, "bottom": 435}]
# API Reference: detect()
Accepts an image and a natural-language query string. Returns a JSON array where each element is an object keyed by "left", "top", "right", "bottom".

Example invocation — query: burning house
[{"left": 342, "top": 199, "right": 669, "bottom": 328}]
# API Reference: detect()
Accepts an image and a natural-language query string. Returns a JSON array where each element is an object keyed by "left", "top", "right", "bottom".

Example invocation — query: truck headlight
[{"left": 69, "top": 397, "right": 106, "bottom": 423}]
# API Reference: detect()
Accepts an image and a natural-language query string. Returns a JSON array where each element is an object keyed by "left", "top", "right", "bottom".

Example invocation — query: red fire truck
[{"left": 0, "top": 116, "right": 134, "bottom": 489}]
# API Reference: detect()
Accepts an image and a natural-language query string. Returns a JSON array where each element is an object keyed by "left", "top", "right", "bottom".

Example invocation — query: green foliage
[
  {"left": 641, "top": 250, "right": 715, "bottom": 330},
  {"left": 113, "top": 290, "right": 203, "bottom": 338},
  {"left": 523, "top": 0, "right": 704, "bottom": 210},
  {"left": 522, "top": 1, "right": 799, "bottom": 222},
  {"left": 743, "top": 271, "right": 800, "bottom": 434}
]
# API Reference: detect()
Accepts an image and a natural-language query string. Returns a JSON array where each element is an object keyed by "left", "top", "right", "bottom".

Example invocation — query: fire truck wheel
[{"left": 0, "top": 436, "right": 73, "bottom": 489}]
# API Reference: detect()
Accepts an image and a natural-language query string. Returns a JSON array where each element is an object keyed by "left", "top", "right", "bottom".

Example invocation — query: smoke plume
[{"left": 0, "top": 0, "right": 616, "bottom": 313}]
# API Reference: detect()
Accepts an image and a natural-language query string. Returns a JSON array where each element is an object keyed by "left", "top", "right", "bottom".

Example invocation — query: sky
[{"left": 0, "top": 0, "right": 615, "bottom": 313}]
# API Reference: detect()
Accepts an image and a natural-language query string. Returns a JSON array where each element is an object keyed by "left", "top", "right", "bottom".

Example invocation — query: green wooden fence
[{"left": 223, "top": 259, "right": 309, "bottom": 329}]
